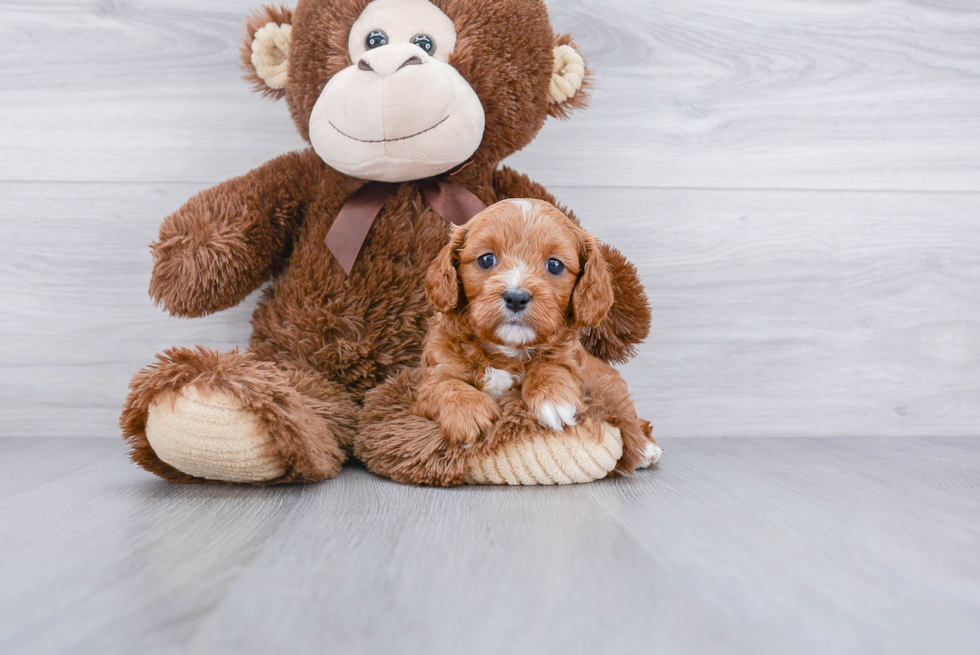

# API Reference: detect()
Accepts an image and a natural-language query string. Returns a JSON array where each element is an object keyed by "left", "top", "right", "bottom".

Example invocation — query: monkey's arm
[
  {"left": 150, "top": 149, "right": 328, "bottom": 318},
  {"left": 492, "top": 167, "right": 652, "bottom": 363}
]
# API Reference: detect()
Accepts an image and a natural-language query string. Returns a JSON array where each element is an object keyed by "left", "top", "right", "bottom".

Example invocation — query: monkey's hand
[{"left": 150, "top": 149, "right": 325, "bottom": 318}]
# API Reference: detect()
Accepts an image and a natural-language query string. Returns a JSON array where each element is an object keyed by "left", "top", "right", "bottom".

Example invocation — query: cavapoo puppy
[{"left": 417, "top": 198, "right": 660, "bottom": 470}]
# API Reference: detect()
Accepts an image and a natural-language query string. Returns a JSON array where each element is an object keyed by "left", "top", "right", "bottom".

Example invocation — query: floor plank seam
[
  {"left": 3, "top": 180, "right": 980, "bottom": 196},
  {"left": 0, "top": 452, "right": 124, "bottom": 504}
]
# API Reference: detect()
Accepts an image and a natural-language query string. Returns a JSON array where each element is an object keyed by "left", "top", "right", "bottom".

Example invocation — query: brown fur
[
  {"left": 489, "top": 167, "right": 651, "bottom": 364},
  {"left": 366, "top": 200, "right": 653, "bottom": 482},
  {"left": 417, "top": 201, "right": 613, "bottom": 445},
  {"left": 122, "top": 0, "right": 652, "bottom": 484},
  {"left": 357, "top": 360, "right": 652, "bottom": 486},
  {"left": 120, "top": 347, "right": 358, "bottom": 484}
]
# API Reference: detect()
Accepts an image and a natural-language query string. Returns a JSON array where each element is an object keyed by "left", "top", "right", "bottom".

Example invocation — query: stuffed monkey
[{"left": 121, "top": 0, "right": 652, "bottom": 485}]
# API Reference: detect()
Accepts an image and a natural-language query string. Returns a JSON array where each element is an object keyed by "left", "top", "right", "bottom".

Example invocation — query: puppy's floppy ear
[
  {"left": 241, "top": 5, "right": 294, "bottom": 100},
  {"left": 572, "top": 232, "right": 615, "bottom": 327},
  {"left": 547, "top": 34, "right": 591, "bottom": 120},
  {"left": 426, "top": 226, "right": 468, "bottom": 313}
]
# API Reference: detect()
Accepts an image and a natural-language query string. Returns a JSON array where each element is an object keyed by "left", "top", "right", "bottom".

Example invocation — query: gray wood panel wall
[{"left": 1, "top": 0, "right": 978, "bottom": 438}]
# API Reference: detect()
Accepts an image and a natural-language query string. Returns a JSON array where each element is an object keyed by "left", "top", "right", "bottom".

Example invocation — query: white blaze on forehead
[
  {"left": 500, "top": 261, "right": 529, "bottom": 290},
  {"left": 506, "top": 198, "right": 534, "bottom": 218},
  {"left": 482, "top": 367, "right": 514, "bottom": 398},
  {"left": 495, "top": 258, "right": 534, "bottom": 348}
]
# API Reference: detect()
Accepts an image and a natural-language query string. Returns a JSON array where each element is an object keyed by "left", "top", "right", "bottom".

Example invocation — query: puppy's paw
[
  {"left": 438, "top": 391, "right": 501, "bottom": 447},
  {"left": 523, "top": 375, "right": 582, "bottom": 433},
  {"left": 637, "top": 440, "right": 663, "bottom": 468},
  {"left": 534, "top": 400, "right": 578, "bottom": 432}
]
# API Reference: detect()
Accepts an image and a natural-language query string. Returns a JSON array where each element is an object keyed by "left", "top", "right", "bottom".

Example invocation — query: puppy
[{"left": 417, "top": 198, "right": 659, "bottom": 470}]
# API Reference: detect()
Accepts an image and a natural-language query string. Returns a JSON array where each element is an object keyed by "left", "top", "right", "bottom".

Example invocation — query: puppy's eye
[
  {"left": 547, "top": 258, "right": 565, "bottom": 275},
  {"left": 412, "top": 34, "right": 435, "bottom": 54},
  {"left": 366, "top": 30, "right": 388, "bottom": 49},
  {"left": 477, "top": 253, "right": 497, "bottom": 270}
]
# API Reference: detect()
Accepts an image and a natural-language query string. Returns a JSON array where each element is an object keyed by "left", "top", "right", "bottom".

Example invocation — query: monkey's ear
[
  {"left": 241, "top": 5, "right": 294, "bottom": 99},
  {"left": 547, "top": 35, "right": 591, "bottom": 120},
  {"left": 426, "top": 226, "right": 468, "bottom": 313}
]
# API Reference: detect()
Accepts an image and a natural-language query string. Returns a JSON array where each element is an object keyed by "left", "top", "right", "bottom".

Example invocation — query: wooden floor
[{"left": 1, "top": 437, "right": 978, "bottom": 654}]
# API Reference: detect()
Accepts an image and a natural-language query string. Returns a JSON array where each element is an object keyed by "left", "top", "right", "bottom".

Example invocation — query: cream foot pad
[
  {"left": 466, "top": 423, "right": 623, "bottom": 486},
  {"left": 146, "top": 384, "right": 285, "bottom": 483}
]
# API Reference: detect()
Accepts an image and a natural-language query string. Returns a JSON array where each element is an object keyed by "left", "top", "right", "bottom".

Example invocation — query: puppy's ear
[
  {"left": 241, "top": 6, "right": 293, "bottom": 100},
  {"left": 426, "top": 226, "right": 468, "bottom": 313},
  {"left": 572, "top": 232, "right": 615, "bottom": 327}
]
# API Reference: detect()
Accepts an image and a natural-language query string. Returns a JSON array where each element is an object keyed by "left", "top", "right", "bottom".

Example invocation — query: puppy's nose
[{"left": 503, "top": 289, "right": 532, "bottom": 313}]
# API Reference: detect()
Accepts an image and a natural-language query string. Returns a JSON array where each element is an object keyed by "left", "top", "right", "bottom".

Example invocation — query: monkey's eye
[
  {"left": 411, "top": 34, "right": 435, "bottom": 54},
  {"left": 547, "top": 258, "right": 565, "bottom": 275},
  {"left": 477, "top": 253, "right": 497, "bottom": 270},
  {"left": 366, "top": 30, "right": 388, "bottom": 49}
]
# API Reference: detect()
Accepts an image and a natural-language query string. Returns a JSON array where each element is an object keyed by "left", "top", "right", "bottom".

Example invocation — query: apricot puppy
[{"left": 416, "top": 198, "right": 617, "bottom": 446}]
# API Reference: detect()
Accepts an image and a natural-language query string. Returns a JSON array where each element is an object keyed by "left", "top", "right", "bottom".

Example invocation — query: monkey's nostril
[
  {"left": 399, "top": 56, "right": 423, "bottom": 70},
  {"left": 503, "top": 289, "right": 532, "bottom": 313},
  {"left": 358, "top": 59, "right": 373, "bottom": 72}
]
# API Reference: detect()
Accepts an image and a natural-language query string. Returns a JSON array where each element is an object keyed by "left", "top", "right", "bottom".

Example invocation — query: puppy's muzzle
[{"left": 502, "top": 289, "right": 532, "bottom": 314}]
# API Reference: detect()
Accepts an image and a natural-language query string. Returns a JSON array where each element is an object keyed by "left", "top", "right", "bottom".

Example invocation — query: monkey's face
[
  {"left": 244, "top": 0, "right": 590, "bottom": 182},
  {"left": 308, "top": 0, "right": 484, "bottom": 182}
]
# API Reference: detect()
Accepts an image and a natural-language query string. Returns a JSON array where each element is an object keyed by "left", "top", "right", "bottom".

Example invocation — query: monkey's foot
[
  {"left": 146, "top": 384, "right": 285, "bottom": 483},
  {"left": 122, "top": 347, "right": 355, "bottom": 484}
]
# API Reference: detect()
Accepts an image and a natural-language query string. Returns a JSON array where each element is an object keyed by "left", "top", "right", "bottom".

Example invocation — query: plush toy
[{"left": 120, "top": 0, "right": 654, "bottom": 486}]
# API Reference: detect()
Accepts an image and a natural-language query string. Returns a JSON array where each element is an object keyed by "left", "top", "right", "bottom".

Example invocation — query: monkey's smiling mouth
[{"left": 329, "top": 116, "right": 450, "bottom": 144}]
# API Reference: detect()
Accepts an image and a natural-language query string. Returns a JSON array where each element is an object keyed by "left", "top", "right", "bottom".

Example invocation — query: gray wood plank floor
[{"left": 1, "top": 437, "right": 978, "bottom": 654}]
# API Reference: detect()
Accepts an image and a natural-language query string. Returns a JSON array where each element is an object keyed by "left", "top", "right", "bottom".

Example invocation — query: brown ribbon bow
[{"left": 325, "top": 179, "right": 488, "bottom": 275}]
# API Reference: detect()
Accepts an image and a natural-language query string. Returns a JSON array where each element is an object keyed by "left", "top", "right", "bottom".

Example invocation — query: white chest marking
[
  {"left": 492, "top": 343, "right": 532, "bottom": 360},
  {"left": 495, "top": 323, "right": 536, "bottom": 347},
  {"left": 482, "top": 366, "right": 516, "bottom": 398}
]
